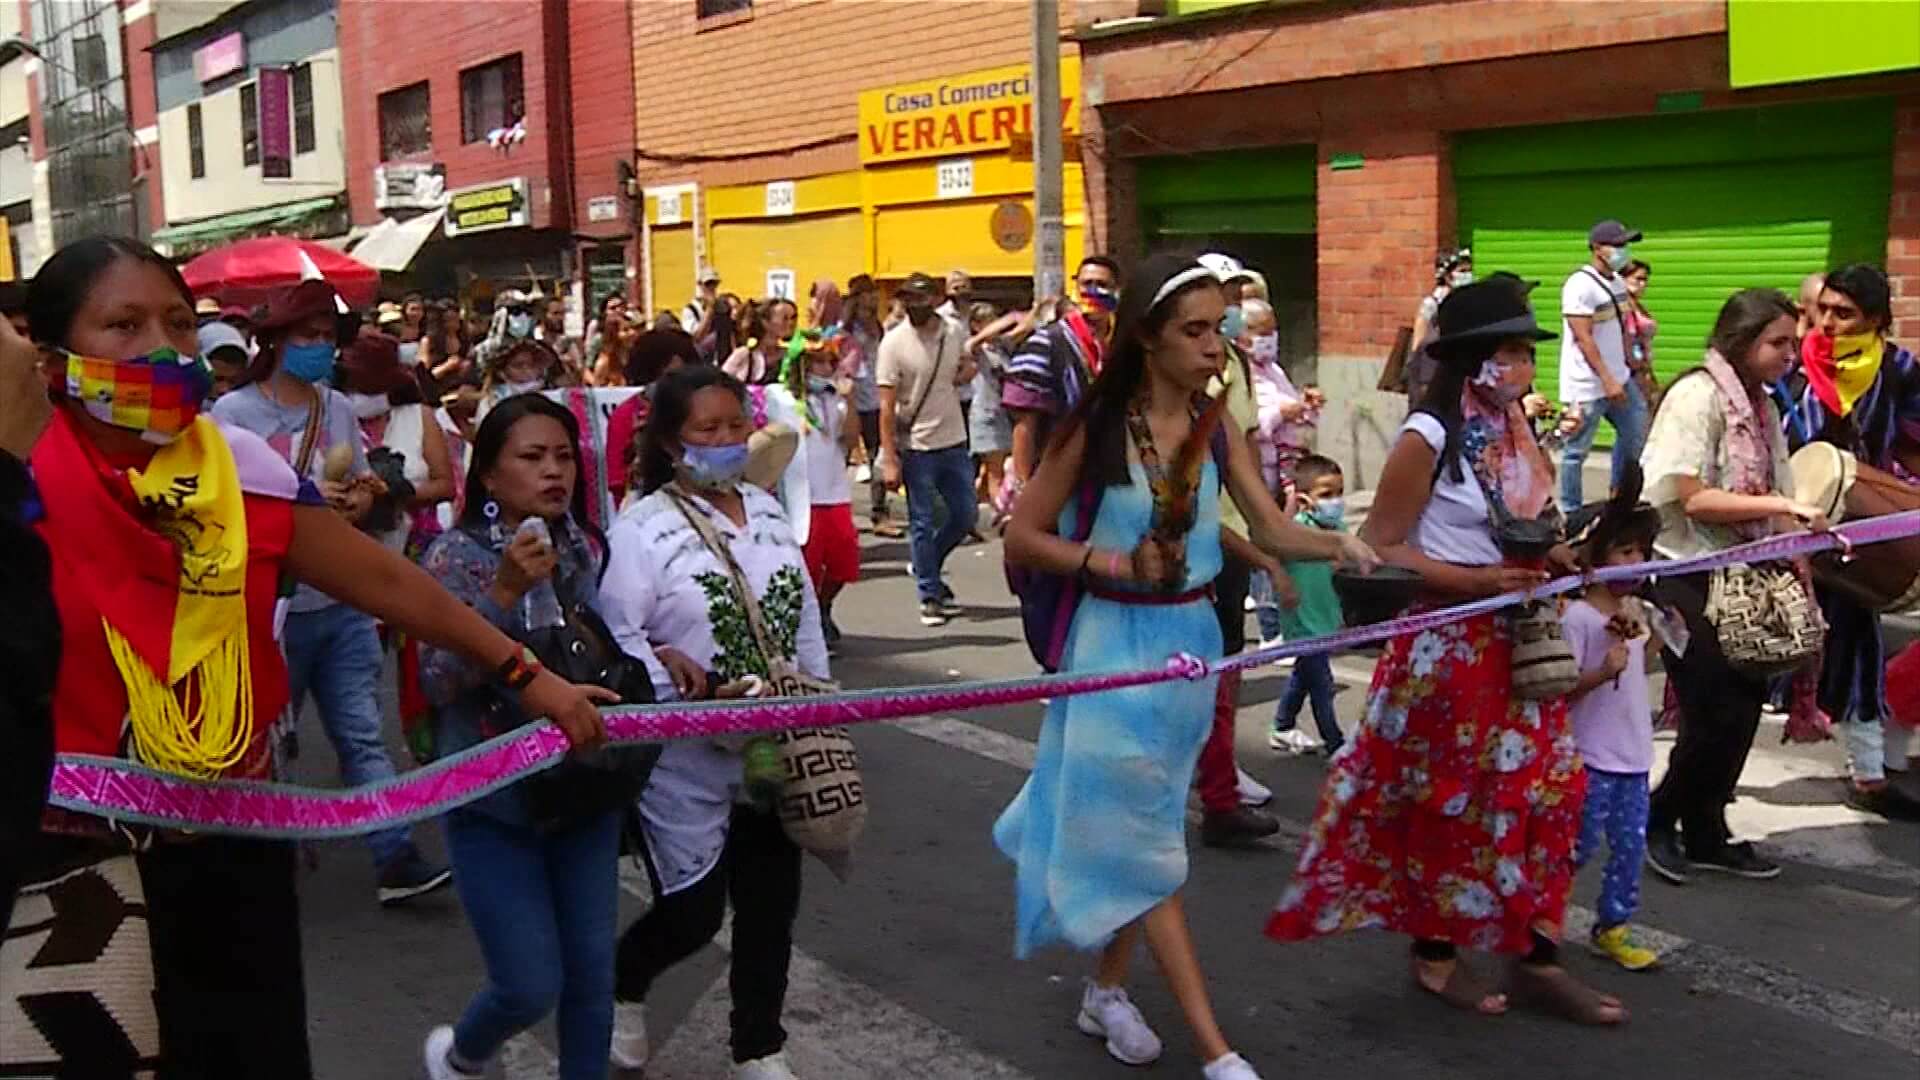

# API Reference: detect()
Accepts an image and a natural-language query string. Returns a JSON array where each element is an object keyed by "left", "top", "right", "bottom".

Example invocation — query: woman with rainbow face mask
[{"left": 4, "top": 237, "right": 615, "bottom": 1079}]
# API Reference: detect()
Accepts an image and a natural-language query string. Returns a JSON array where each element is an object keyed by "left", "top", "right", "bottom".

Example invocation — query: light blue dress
[{"left": 994, "top": 459, "right": 1223, "bottom": 957}]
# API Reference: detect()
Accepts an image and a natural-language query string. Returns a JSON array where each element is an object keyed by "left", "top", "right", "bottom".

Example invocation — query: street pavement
[{"left": 290, "top": 526, "right": 1920, "bottom": 1080}]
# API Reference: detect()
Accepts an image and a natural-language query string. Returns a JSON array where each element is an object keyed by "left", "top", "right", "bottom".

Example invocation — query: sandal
[
  {"left": 1510, "top": 962, "right": 1629, "bottom": 1025},
  {"left": 1410, "top": 953, "right": 1507, "bottom": 1016}
]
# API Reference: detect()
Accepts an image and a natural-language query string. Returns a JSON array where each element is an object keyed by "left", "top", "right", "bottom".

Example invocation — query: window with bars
[
  {"left": 378, "top": 81, "right": 432, "bottom": 161},
  {"left": 187, "top": 103, "right": 205, "bottom": 178},
  {"left": 459, "top": 54, "right": 524, "bottom": 144},
  {"left": 239, "top": 81, "right": 259, "bottom": 166},
  {"left": 696, "top": 0, "right": 752, "bottom": 19},
  {"left": 292, "top": 63, "right": 316, "bottom": 155}
]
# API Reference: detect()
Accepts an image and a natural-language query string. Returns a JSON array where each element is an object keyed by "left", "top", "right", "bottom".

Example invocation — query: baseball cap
[
  {"left": 899, "top": 271, "right": 940, "bottom": 295},
  {"left": 1588, "top": 219, "right": 1642, "bottom": 246},
  {"left": 195, "top": 296, "right": 222, "bottom": 317},
  {"left": 1197, "top": 252, "right": 1257, "bottom": 285},
  {"left": 698, "top": 265, "right": 721, "bottom": 285},
  {"left": 197, "top": 320, "right": 252, "bottom": 360}
]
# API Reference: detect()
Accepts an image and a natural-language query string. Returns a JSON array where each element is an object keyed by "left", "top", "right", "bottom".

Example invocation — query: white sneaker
[
  {"left": 734, "top": 1051, "right": 801, "bottom": 1079},
  {"left": 1235, "top": 767, "right": 1273, "bottom": 807},
  {"left": 610, "top": 1001, "right": 648, "bottom": 1070},
  {"left": 1268, "top": 728, "right": 1320, "bottom": 755},
  {"left": 1202, "top": 1051, "right": 1263, "bottom": 1079},
  {"left": 423, "top": 1026, "right": 482, "bottom": 1080},
  {"left": 1076, "top": 981, "right": 1163, "bottom": 1065}
]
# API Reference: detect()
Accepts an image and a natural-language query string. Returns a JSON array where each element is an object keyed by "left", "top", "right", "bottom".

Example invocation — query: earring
[{"left": 482, "top": 498, "right": 500, "bottom": 521}]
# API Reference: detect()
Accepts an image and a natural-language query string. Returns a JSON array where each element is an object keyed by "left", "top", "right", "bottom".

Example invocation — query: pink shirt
[{"left": 1563, "top": 599, "right": 1653, "bottom": 774}]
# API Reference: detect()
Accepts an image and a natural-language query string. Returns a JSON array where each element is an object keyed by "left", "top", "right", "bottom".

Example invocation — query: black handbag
[{"left": 480, "top": 598, "right": 663, "bottom": 832}]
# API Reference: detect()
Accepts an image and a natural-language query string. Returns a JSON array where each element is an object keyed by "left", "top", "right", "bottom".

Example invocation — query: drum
[{"left": 1789, "top": 442, "right": 1920, "bottom": 612}]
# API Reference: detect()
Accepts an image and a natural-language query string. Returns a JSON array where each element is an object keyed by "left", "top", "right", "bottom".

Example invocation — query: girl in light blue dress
[{"left": 997, "top": 255, "right": 1374, "bottom": 1080}]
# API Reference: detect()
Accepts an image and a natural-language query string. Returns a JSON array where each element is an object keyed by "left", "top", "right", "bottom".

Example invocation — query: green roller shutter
[
  {"left": 1138, "top": 146, "right": 1318, "bottom": 239},
  {"left": 1456, "top": 99, "right": 1893, "bottom": 400}
]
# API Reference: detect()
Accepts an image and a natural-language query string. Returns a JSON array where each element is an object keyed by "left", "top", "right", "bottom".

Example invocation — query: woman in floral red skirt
[{"left": 1266, "top": 280, "right": 1625, "bottom": 1025}]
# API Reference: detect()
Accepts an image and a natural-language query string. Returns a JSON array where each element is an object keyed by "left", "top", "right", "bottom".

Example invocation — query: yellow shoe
[{"left": 1589, "top": 925, "right": 1660, "bottom": 971}]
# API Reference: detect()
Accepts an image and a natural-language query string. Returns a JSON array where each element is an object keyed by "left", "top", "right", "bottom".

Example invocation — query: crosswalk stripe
[{"left": 897, "top": 712, "right": 1920, "bottom": 1058}]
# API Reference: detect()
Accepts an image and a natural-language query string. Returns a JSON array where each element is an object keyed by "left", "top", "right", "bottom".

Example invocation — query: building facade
[
  {"left": 338, "top": 0, "right": 614, "bottom": 310},
  {"left": 1, "top": 22, "right": 42, "bottom": 278},
  {"left": 14, "top": 0, "right": 163, "bottom": 260},
  {"left": 628, "top": 0, "right": 1132, "bottom": 318},
  {"left": 1080, "top": 0, "right": 1920, "bottom": 488},
  {"left": 146, "top": 0, "right": 348, "bottom": 257}
]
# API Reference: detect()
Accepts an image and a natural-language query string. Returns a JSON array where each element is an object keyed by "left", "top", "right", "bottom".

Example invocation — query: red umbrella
[{"left": 182, "top": 237, "right": 380, "bottom": 312}]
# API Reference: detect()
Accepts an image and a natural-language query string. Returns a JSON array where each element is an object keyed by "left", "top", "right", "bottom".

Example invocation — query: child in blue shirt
[{"left": 1268, "top": 455, "right": 1346, "bottom": 756}]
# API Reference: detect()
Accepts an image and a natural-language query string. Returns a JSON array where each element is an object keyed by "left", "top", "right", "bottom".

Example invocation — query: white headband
[{"left": 1149, "top": 266, "right": 1223, "bottom": 313}]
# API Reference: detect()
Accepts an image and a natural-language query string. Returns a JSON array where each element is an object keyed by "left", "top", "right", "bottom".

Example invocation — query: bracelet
[
  {"left": 1107, "top": 550, "right": 1125, "bottom": 580},
  {"left": 496, "top": 646, "right": 543, "bottom": 692}
]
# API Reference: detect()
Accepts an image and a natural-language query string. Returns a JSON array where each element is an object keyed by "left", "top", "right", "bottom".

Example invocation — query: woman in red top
[
  {"left": 605, "top": 329, "right": 700, "bottom": 504},
  {"left": 4, "top": 237, "right": 614, "bottom": 1079}
]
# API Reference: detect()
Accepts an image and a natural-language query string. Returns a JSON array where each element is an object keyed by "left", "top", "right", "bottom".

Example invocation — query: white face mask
[
  {"left": 1249, "top": 333, "right": 1280, "bottom": 365},
  {"left": 1449, "top": 269, "right": 1475, "bottom": 288},
  {"left": 346, "top": 391, "right": 391, "bottom": 420},
  {"left": 504, "top": 379, "right": 543, "bottom": 397}
]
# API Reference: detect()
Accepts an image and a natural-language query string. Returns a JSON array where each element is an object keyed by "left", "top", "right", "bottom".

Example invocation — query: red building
[{"left": 337, "top": 0, "right": 636, "bottom": 311}]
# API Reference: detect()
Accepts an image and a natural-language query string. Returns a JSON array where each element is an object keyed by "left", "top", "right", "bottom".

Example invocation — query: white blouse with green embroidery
[{"left": 599, "top": 481, "right": 830, "bottom": 895}]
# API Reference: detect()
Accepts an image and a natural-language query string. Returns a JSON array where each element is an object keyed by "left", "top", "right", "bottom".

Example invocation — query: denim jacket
[{"left": 419, "top": 515, "right": 605, "bottom": 824}]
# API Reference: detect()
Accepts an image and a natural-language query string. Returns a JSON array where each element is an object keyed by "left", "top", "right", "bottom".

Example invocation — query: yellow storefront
[
  {"left": 645, "top": 184, "right": 696, "bottom": 316},
  {"left": 858, "top": 57, "right": 1086, "bottom": 285},
  {"left": 704, "top": 172, "right": 864, "bottom": 305}
]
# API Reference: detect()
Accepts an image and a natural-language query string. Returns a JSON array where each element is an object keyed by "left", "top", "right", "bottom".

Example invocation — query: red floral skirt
[{"left": 1265, "top": 612, "right": 1583, "bottom": 954}]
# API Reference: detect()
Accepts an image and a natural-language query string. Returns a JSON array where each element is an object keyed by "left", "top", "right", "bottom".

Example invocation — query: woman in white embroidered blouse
[{"left": 596, "top": 365, "right": 827, "bottom": 1080}]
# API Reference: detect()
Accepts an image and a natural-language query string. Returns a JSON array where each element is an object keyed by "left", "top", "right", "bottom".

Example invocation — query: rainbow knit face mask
[{"left": 63, "top": 346, "right": 213, "bottom": 444}]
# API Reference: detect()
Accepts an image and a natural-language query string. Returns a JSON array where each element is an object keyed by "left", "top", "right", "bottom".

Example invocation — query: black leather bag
[{"left": 483, "top": 599, "right": 662, "bottom": 832}]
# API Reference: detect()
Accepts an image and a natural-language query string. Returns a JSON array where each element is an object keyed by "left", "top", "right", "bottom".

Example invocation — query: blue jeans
[
  {"left": 282, "top": 604, "right": 412, "bottom": 869},
  {"left": 1274, "top": 653, "right": 1343, "bottom": 751},
  {"left": 1558, "top": 380, "right": 1650, "bottom": 512},
  {"left": 1575, "top": 768, "right": 1649, "bottom": 930},
  {"left": 446, "top": 809, "right": 621, "bottom": 1079},
  {"left": 902, "top": 443, "right": 977, "bottom": 602},
  {"left": 1249, "top": 571, "right": 1285, "bottom": 643}
]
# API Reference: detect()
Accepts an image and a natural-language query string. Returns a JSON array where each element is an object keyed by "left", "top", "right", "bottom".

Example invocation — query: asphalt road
[{"left": 288, "top": 526, "right": 1920, "bottom": 1080}]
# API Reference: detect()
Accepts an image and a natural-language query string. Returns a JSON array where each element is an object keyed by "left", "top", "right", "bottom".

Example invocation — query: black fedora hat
[{"left": 1429, "top": 280, "right": 1556, "bottom": 354}]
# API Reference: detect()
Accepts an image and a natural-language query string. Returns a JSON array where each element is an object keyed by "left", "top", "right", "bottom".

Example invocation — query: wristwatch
[{"left": 496, "top": 646, "right": 543, "bottom": 692}]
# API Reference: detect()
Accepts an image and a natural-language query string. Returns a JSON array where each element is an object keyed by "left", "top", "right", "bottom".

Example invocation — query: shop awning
[
  {"left": 151, "top": 195, "right": 346, "bottom": 257},
  {"left": 351, "top": 209, "right": 446, "bottom": 272}
]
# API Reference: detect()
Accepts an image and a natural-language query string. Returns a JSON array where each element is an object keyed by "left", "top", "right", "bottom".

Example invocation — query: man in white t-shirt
[
  {"left": 876, "top": 271, "right": 977, "bottom": 626},
  {"left": 1558, "top": 218, "right": 1652, "bottom": 511}
]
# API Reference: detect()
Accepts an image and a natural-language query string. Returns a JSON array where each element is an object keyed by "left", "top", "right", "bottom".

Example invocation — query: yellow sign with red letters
[{"left": 857, "top": 58, "right": 1081, "bottom": 166}]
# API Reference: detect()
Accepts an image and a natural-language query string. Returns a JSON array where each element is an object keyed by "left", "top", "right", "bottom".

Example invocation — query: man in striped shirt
[{"left": 1001, "top": 255, "right": 1122, "bottom": 498}]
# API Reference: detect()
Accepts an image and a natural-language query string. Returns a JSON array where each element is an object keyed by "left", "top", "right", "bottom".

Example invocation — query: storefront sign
[
  {"left": 444, "top": 178, "right": 530, "bottom": 237},
  {"left": 194, "top": 32, "right": 245, "bottom": 83},
  {"left": 374, "top": 163, "right": 447, "bottom": 211},
  {"left": 587, "top": 195, "right": 622, "bottom": 223},
  {"left": 935, "top": 158, "right": 974, "bottom": 199},
  {"left": 765, "top": 269, "right": 796, "bottom": 300},
  {"left": 655, "top": 191, "right": 683, "bottom": 225},
  {"left": 765, "top": 181, "right": 796, "bottom": 217},
  {"left": 858, "top": 58, "right": 1081, "bottom": 166},
  {"left": 257, "top": 67, "right": 292, "bottom": 180},
  {"left": 990, "top": 201, "right": 1032, "bottom": 253}
]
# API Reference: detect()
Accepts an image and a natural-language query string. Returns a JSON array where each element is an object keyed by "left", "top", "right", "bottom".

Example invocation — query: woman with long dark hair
[
  {"left": 606, "top": 329, "right": 702, "bottom": 504},
  {"left": 4, "top": 236, "right": 609, "bottom": 1078},
  {"left": 997, "top": 255, "right": 1373, "bottom": 1080},
  {"left": 417, "top": 394, "right": 640, "bottom": 1080},
  {"left": 1267, "top": 280, "right": 1619, "bottom": 1024},
  {"left": 597, "top": 365, "right": 828, "bottom": 1079},
  {"left": 1640, "top": 288, "right": 1828, "bottom": 879}
]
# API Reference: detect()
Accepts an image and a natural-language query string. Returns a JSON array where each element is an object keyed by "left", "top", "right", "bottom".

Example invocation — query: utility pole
[{"left": 1031, "top": 0, "right": 1065, "bottom": 302}]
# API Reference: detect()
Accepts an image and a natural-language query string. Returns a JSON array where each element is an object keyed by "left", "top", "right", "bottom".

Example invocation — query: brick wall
[
  {"left": 628, "top": 0, "right": 1129, "bottom": 188},
  {"left": 338, "top": 0, "right": 567, "bottom": 230},
  {"left": 1892, "top": 97, "right": 1920, "bottom": 345},
  {"left": 567, "top": 0, "right": 637, "bottom": 241},
  {"left": 1317, "top": 131, "right": 1450, "bottom": 357},
  {"left": 1089, "top": 0, "right": 1726, "bottom": 106}
]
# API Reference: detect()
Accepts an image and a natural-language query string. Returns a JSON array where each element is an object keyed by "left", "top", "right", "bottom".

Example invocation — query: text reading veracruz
[{"left": 857, "top": 57, "right": 1083, "bottom": 165}]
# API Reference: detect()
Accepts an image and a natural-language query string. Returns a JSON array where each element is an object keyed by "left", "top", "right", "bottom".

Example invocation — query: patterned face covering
[{"left": 62, "top": 346, "right": 213, "bottom": 445}]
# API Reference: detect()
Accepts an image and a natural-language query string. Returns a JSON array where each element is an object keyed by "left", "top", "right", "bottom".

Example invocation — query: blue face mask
[
  {"left": 1309, "top": 497, "right": 1345, "bottom": 530},
  {"left": 678, "top": 441, "right": 751, "bottom": 491},
  {"left": 281, "top": 340, "right": 337, "bottom": 383},
  {"left": 1220, "top": 304, "right": 1246, "bottom": 340},
  {"left": 1605, "top": 245, "right": 1633, "bottom": 272},
  {"left": 506, "top": 313, "right": 534, "bottom": 338},
  {"left": 806, "top": 375, "right": 836, "bottom": 394}
]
